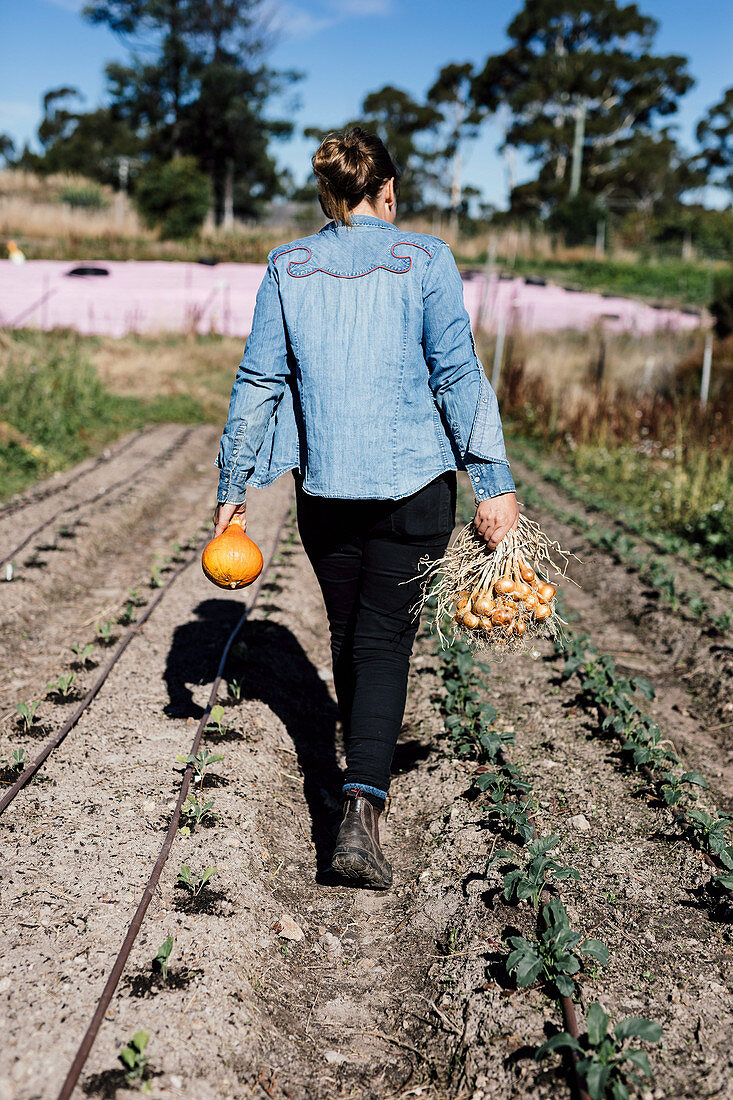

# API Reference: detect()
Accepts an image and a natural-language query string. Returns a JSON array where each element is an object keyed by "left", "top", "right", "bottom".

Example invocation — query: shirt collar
[{"left": 320, "top": 214, "right": 399, "bottom": 231}]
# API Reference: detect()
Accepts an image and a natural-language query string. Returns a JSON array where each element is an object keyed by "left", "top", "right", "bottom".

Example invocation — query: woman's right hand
[
  {"left": 474, "top": 492, "right": 518, "bottom": 549},
  {"left": 212, "top": 501, "right": 246, "bottom": 537}
]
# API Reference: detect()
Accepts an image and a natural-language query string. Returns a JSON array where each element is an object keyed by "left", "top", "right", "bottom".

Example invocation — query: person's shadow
[{"left": 164, "top": 598, "right": 344, "bottom": 870}]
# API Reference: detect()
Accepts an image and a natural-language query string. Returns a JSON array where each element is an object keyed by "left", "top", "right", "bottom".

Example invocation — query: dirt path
[{"left": 1, "top": 434, "right": 731, "bottom": 1100}]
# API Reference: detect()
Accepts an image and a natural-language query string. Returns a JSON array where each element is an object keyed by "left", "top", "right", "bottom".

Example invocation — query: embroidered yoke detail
[{"left": 275, "top": 240, "right": 432, "bottom": 279}]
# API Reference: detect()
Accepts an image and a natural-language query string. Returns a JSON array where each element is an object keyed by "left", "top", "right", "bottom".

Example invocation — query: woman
[{"left": 213, "top": 128, "right": 518, "bottom": 889}]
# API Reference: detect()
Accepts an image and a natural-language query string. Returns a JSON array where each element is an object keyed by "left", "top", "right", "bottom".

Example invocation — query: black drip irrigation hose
[
  {"left": 0, "top": 426, "right": 194, "bottom": 571},
  {"left": 55, "top": 505, "right": 291, "bottom": 1100},
  {"left": 0, "top": 530, "right": 209, "bottom": 816},
  {"left": 0, "top": 427, "right": 155, "bottom": 521}
]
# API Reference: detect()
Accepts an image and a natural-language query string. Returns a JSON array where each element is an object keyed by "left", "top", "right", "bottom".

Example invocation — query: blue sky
[{"left": 1, "top": 0, "right": 731, "bottom": 208}]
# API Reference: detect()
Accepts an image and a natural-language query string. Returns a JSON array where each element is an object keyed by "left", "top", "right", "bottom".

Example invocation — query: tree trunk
[{"left": 223, "top": 160, "right": 234, "bottom": 231}]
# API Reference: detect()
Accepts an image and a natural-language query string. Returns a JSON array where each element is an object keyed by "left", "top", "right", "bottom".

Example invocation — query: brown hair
[{"left": 312, "top": 127, "right": 401, "bottom": 226}]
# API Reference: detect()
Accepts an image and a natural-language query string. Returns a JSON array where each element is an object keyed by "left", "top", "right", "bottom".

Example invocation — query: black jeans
[{"left": 295, "top": 471, "right": 456, "bottom": 795}]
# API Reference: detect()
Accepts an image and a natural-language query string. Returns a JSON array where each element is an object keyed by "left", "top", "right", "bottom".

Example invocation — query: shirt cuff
[
  {"left": 217, "top": 473, "right": 247, "bottom": 505},
  {"left": 466, "top": 459, "right": 516, "bottom": 500}
]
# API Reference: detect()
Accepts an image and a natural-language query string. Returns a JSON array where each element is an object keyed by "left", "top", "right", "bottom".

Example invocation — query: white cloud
[{"left": 270, "top": 0, "right": 392, "bottom": 41}]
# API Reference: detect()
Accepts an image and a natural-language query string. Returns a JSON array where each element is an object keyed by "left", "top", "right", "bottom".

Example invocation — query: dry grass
[{"left": 476, "top": 326, "right": 703, "bottom": 401}]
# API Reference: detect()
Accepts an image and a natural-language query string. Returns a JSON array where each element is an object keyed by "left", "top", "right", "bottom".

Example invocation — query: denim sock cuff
[{"left": 342, "top": 782, "right": 388, "bottom": 801}]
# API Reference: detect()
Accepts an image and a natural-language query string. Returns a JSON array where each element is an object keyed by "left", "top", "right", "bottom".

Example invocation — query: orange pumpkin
[{"left": 202, "top": 517, "right": 263, "bottom": 590}]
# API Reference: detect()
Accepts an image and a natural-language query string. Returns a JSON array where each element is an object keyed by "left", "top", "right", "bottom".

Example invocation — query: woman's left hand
[
  {"left": 474, "top": 492, "right": 519, "bottom": 549},
  {"left": 212, "top": 501, "right": 246, "bottom": 537}
]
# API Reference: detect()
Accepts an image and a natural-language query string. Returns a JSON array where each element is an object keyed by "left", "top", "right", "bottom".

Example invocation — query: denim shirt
[{"left": 216, "top": 213, "right": 514, "bottom": 503}]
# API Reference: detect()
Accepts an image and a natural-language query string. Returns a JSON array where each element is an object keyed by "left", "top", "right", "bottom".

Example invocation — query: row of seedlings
[
  {"left": 82, "top": 510, "right": 300, "bottom": 1092},
  {"left": 556, "top": 630, "right": 733, "bottom": 905},
  {"left": 516, "top": 478, "right": 731, "bottom": 636},
  {"left": 1, "top": 530, "right": 208, "bottom": 805},
  {"left": 434, "top": 632, "right": 664, "bottom": 1100}
]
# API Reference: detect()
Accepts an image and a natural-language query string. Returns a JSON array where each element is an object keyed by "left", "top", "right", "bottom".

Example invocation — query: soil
[{"left": 0, "top": 429, "right": 731, "bottom": 1100}]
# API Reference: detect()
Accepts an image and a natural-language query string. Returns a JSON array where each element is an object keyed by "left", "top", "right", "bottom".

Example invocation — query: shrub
[
  {"left": 134, "top": 157, "right": 211, "bottom": 239},
  {"left": 59, "top": 183, "right": 108, "bottom": 209},
  {"left": 710, "top": 269, "right": 733, "bottom": 339}
]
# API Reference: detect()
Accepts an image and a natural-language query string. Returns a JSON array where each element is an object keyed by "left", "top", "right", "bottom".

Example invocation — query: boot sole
[{"left": 331, "top": 845, "right": 393, "bottom": 890}]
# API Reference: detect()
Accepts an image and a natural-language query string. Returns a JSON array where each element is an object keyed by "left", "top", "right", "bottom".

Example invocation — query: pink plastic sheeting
[{"left": 0, "top": 259, "right": 703, "bottom": 338}]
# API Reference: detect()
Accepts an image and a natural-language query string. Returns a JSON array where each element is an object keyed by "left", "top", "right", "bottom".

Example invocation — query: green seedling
[
  {"left": 71, "top": 641, "right": 95, "bottom": 666},
  {"left": 180, "top": 794, "right": 214, "bottom": 833},
  {"left": 118, "top": 602, "right": 137, "bottom": 625},
  {"left": 684, "top": 810, "right": 733, "bottom": 869},
  {"left": 2, "top": 748, "right": 26, "bottom": 773},
  {"left": 176, "top": 749, "right": 224, "bottom": 790},
  {"left": 46, "top": 673, "right": 77, "bottom": 698},
  {"left": 150, "top": 565, "right": 165, "bottom": 588},
  {"left": 177, "top": 864, "right": 216, "bottom": 897},
  {"left": 127, "top": 588, "right": 146, "bottom": 606},
  {"left": 118, "top": 1030, "right": 149, "bottom": 1085},
  {"left": 153, "top": 936, "right": 174, "bottom": 981},
  {"left": 97, "top": 620, "right": 114, "bottom": 644},
  {"left": 227, "top": 678, "right": 243, "bottom": 701},
  {"left": 711, "top": 611, "right": 732, "bottom": 634},
  {"left": 488, "top": 835, "right": 580, "bottom": 909},
  {"left": 484, "top": 794, "right": 536, "bottom": 845},
  {"left": 16, "top": 699, "right": 41, "bottom": 732},
  {"left": 505, "top": 898, "right": 608, "bottom": 997},
  {"left": 536, "top": 1001, "right": 662, "bottom": 1100},
  {"left": 659, "top": 770, "right": 707, "bottom": 807},
  {"left": 205, "top": 704, "right": 228, "bottom": 736}
]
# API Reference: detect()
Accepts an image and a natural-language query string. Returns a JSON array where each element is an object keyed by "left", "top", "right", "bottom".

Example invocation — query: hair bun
[{"left": 311, "top": 127, "right": 400, "bottom": 226}]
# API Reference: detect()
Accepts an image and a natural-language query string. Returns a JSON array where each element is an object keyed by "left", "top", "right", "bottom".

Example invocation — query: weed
[
  {"left": 536, "top": 1001, "right": 662, "bottom": 1100},
  {"left": 16, "top": 699, "right": 41, "bottom": 731}
]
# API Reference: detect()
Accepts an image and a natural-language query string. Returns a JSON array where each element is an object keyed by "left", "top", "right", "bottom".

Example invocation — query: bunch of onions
[{"left": 415, "top": 513, "right": 573, "bottom": 651}]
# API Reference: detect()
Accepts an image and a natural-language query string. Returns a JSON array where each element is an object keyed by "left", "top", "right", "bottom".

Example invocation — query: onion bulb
[
  {"left": 493, "top": 576, "right": 515, "bottom": 596},
  {"left": 462, "top": 611, "right": 480, "bottom": 630},
  {"left": 534, "top": 603, "right": 552, "bottom": 622},
  {"left": 538, "top": 582, "right": 557, "bottom": 602},
  {"left": 472, "top": 592, "right": 494, "bottom": 616},
  {"left": 519, "top": 561, "right": 536, "bottom": 584},
  {"left": 523, "top": 593, "right": 539, "bottom": 611}
]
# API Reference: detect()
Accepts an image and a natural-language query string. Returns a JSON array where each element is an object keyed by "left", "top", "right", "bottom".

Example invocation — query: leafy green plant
[
  {"left": 488, "top": 835, "right": 580, "bottom": 909},
  {"left": 227, "top": 678, "right": 243, "bottom": 701},
  {"left": 150, "top": 564, "right": 165, "bottom": 589},
  {"left": 71, "top": 641, "right": 95, "bottom": 666},
  {"left": 684, "top": 810, "right": 733, "bottom": 869},
  {"left": 2, "top": 748, "right": 26, "bottom": 772},
  {"left": 505, "top": 898, "right": 608, "bottom": 996},
  {"left": 179, "top": 794, "right": 214, "bottom": 834},
  {"left": 16, "top": 699, "right": 41, "bottom": 732},
  {"left": 536, "top": 1001, "right": 662, "bottom": 1100},
  {"left": 97, "top": 620, "right": 114, "bottom": 644},
  {"left": 46, "top": 673, "right": 77, "bottom": 698},
  {"left": 153, "top": 936, "right": 174, "bottom": 981},
  {"left": 176, "top": 748, "right": 223, "bottom": 788},
  {"left": 118, "top": 602, "right": 137, "bottom": 626},
  {"left": 205, "top": 704, "right": 228, "bottom": 736},
  {"left": 659, "top": 770, "right": 707, "bottom": 807},
  {"left": 118, "top": 1030, "right": 149, "bottom": 1085},
  {"left": 177, "top": 864, "right": 216, "bottom": 897}
]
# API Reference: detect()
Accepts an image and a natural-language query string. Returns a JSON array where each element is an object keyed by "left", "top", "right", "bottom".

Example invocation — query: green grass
[
  {"left": 0, "top": 330, "right": 206, "bottom": 500},
  {"left": 508, "top": 433, "right": 733, "bottom": 573},
  {"left": 454, "top": 254, "right": 717, "bottom": 309}
]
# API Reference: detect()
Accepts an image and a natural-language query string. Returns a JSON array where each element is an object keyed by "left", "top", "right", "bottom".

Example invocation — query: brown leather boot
[{"left": 330, "top": 789, "right": 393, "bottom": 889}]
